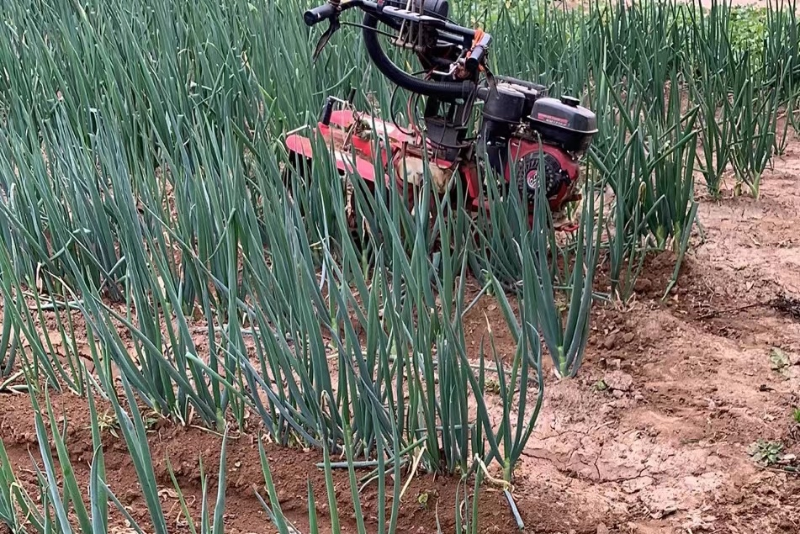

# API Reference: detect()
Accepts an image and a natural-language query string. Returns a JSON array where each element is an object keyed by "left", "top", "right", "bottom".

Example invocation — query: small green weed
[{"left": 748, "top": 439, "right": 784, "bottom": 466}]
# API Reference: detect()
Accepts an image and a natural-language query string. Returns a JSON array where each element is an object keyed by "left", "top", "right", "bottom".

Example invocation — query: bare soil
[{"left": 2, "top": 144, "right": 800, "bottom": 534}]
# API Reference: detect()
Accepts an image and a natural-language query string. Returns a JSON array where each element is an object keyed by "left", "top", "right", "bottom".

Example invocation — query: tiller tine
[
  {"left": 552, "top": 213, "right": 579, "bottom": 233},
  {"left": 548, "top": 204, "right": 581, "bottom": 233},
  {"left": 556, "top": 222, "right": 579, "bottom": 233}
]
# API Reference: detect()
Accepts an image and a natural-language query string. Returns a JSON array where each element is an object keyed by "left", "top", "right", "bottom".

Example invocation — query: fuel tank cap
[{"left": 560, "top": 95, "right": 581, "bottom": 107}]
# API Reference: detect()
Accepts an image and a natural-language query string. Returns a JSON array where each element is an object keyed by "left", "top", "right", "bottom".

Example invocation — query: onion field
[{"left": 0, "top": 0, "right": 799, "bottom": 532}]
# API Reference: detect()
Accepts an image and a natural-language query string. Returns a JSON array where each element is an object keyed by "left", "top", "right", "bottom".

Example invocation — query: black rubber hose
[{"left": 361, "top": 12, "right": 476, "bottom": 101}]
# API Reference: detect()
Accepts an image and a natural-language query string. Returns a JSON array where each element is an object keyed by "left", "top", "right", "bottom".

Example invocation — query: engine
[{"left": 479, "top": 81, "right": 597, "bottom": 212}]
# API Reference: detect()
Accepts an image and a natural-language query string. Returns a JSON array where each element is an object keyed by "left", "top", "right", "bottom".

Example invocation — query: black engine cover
[{"left": 529, "top": 96, "right": 598, "bottom": 153}]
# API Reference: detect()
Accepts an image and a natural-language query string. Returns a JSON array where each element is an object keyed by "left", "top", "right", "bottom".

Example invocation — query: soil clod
[{"left": 771, "top": 293, "right": 800, "bottom": 321}]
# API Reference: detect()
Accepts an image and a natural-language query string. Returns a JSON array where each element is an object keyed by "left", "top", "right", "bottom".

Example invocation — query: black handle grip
[
  {"left": 465, "top": 34, "right": 491, "bottom": 73},
  {"left": 465, "top": 46, "right": 485, "bottom": 72},
  {"left": 304, "top": 3, "right": 337, "bottom": 26}
]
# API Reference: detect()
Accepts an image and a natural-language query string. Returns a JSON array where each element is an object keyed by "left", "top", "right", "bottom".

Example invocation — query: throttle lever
[
  {"left": 310, "top": 0, "right": 343, "bottom": 61},
  {"left": 312, "top": 20, "right": 339, "bottom": 61}
]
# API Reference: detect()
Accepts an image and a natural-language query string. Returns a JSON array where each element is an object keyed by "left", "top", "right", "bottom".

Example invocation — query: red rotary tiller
[{"left": 284, "top": 0, "right": 598, "bottom": 233}]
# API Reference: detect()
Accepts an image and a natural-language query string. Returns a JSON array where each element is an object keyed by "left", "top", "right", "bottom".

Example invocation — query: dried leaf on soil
[{"left": 769, "top": 348, "right": 791, "bottom": 372}]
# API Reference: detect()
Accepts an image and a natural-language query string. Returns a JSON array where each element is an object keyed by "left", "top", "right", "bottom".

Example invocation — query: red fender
[
  {"left": 285, "top": 109, "right": 417, "bottom": 186},
  {"left": 284, "top": 110, "right": 582, "bottom": 232}
]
